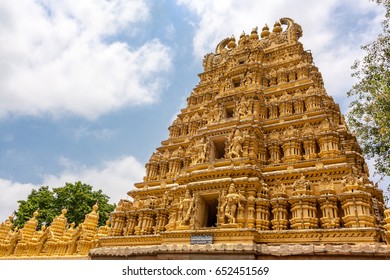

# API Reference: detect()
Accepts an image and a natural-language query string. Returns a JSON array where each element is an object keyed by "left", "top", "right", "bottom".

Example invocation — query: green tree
[
  {"left": 14, "top": 182, "right": 115, "bottom": 229},
  {"left": 14, "top": 186, "right": 56, "bottom": 229},
  {"left": 347, "top": 0, "right": 390, "bottom": 186},
  {"left": 53, "top": 182, "right": 115, "bottom": 227}
]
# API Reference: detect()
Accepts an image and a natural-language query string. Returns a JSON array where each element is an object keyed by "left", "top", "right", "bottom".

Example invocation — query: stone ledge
[{"left": 89, "top": 243, "right": 390, "bottom": 259}]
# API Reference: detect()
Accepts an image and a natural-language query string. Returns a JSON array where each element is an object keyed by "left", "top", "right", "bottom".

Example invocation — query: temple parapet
[{"left": 0, "top": 203, "right": 107, "bottom": 259}]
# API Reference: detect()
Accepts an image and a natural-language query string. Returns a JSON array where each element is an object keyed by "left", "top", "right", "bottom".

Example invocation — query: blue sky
[{"left": 0, "top": 0, "right": 388, "bottom": 221}]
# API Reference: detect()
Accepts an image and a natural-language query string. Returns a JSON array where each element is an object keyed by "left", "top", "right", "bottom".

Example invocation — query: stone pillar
[
  {"left": 168, "top": 125, "right": 180, "bottom": 138},
  {"left": 281, "top": 126, "right": 302, "bottom": 163},
  {"left": 159, "top": 161, "right": 168, "bottom": 179},
  {"left": 316, "top": 119, "right": 341, "bottom": 158},
  {"left": 282, "top": 141, "right": 302, "bottom": 162},
  {"left": 317, "top": 177, "right": 340, "bottom": 229},
  {"left": 257, "top": 145, "right": 267, "bottom": 164},
  {"left": 296, "top": 61, "right": 309, "bottom": 79},
  {"left": 154, "top": 210, "right": 169, "bottom": 234},
  {"left": 305, "top": 87, "right": 322, "bottom": 111},
  {"left": 268, "top": 144, "right": 282, "bottom": 164},
  {"left": 269, "top": 69, "right": 277, "bottom": 86},
  {"left": 302, "top": 138, "right": 317, "bottom": 160},
  {"left": 255, "top": 183, "right": 270, "bottom": 230},
  {"left": 289, "top": 174, "right": 318, "bottom": 229},
  {"left": 293, "top": 89, "right": 305, "bottom": 113},
  {"left": 236, "top": 190, "right": 246, "bottom": 225},
  {"left": 339, "top": 173, "right": 375, "bottom": 228},
  {"left": 270, "top": 184, "right": 289, "bottom": 230},
  {"left": 246, "top": 189, "right": 256, "bottom": 228},
  {"left": 318, "top": 196, "right": 339, "bottom": 229},
  {"left": 279, "top": 92, "right": 293, "bottom": 117},
  {"left": 110, "top": 212, "right": 126, "bottom": 236},
  {"left": 289, "top": 197, "right": 318, "bottom": 229},
  {"left": 318, "top": 134, "right": 341, "bottom": 158},
  {"left": 279, "top": 101, "right": 293, "bottom": 117},
  {"left": 268, "top": 103, "right": 279, "bottom": 119},
  {"left": 277, "top": 67, "right": 288, "bottom": 84},
  {"left": 124, "top": 212, "right": 137, "bottom": 236}
]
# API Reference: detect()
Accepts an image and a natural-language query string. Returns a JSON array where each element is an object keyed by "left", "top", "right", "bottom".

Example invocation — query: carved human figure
[
  {"left": 220, "top": 184, "right": 243, "bottom": 224},
  {"left": 245, "top": 97, "right": 253, "bottom": 116},
  {"left": 238, "top": 97, "right": 248, "bottom": 117},
  {"left": 179, "top": 189, "right": 195, "bottom": 226},
  {"left": 219, "top": 190, "right": 227, "bottom": 214},
  {"left": 160, "top": 191, "right": 171, "bottom": 208},
  {"left": 191, "top": 138, "right": 208, "bottom": 164},
  {"left": 228, "top": 130, "right": 244, "bottom": 158},
  {"left": 212, "top": 105, "right": 222, "bottom": 123}
]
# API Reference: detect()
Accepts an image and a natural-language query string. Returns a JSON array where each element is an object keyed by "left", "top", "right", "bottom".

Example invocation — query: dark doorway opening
[
  {"left": 205, "top": 199, "right": 218, "bottom": 227},
  {"left": 212, "top": 139, "right": 226, "bottom": 160}
]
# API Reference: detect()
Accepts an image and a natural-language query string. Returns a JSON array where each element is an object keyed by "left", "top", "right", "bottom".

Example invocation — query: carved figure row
[
  {"left": 110, "top": 174, "right": 383, "bottom": 237},
  {"left": 149, "top": 123, "right": 342, "bottom": 182},
  {"left": 146, "top": 130, "right": 250, "bottom": 181},
  {"left": 266, "top": 123, "right": 342, "bottom": 163},
  {"left": 170, "top": 88, "right": 330, "bottom": 140}
]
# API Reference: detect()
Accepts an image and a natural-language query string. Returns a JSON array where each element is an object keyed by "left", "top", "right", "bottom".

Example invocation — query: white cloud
[
  {"left": 0, "top": 155, "right": 145, "bottom": 222},
  {"left": 43, "top": 155, "right": 144, "bottom": 205},
  {"left": 0, "top": 179, "right": 37, "bottom": 223},
  {"left": 0, "top": 0, "right": 172, "bottom": 120},
  {"left": 176, "top": 0, "right": 384, "bottom": 106}
]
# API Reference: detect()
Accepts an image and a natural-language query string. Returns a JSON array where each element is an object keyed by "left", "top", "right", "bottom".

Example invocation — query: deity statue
[
  {"left": 159, "top": 191, "right": 171, "bottom": 208},
  {"left": 220, "top": 184, "right": 243, "bottom": 224},
  {"left": 179, "top": 190, "right": 195, "bottom": 226},
  {"left": 191, "top": 138, "right": 208, "bottom": 165},
  {"left": 238, "top": 97, "right": 248, "bottom": 117},
  {"left": 228, "top": 129, "right": 244, "bottom": 158}
]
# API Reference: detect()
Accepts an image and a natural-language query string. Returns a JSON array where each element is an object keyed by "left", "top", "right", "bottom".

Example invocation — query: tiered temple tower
[
  {"left": 1, "top": 17, "right": 390, "bottom": 259},
  {"left": 91, "top": 18, "right": 390, "bottom": 259}
]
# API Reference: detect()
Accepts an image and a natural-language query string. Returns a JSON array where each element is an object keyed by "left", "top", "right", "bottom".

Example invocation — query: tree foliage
[
  {"left": 14, "top": 182, "right": 115, "bottom": 229},
  {"left": 347, "top": 0, "right": 390, "bottom": 183},
  {"left": 14, "top": 186, "right": 56, "bottom": 229}
]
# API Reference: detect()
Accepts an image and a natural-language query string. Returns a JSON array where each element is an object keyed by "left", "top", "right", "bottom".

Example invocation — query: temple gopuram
[{"left": 1, "top": 17, "right": 390, "bottom": 260}]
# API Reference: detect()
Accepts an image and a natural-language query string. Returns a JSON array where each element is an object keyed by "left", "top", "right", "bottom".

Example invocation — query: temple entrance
[{"left": 198, "top": 194, "right": 219, "bottom": 228}]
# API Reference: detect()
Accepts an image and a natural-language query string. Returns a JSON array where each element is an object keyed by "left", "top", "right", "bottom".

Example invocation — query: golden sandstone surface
[{"left": 1, "top": 18, "right": 390, "bottom": 259}]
